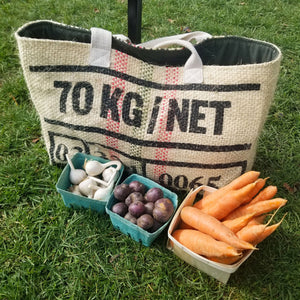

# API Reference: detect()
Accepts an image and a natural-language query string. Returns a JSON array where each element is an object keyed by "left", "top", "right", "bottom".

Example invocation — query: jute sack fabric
[{"left": 15, "top": 20, "right": 282, "bottom": 191}]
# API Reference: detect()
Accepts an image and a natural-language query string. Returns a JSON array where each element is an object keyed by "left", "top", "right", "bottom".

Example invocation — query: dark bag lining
[{"left": 18, "top": 21, "right": 280, "bottom": 67}]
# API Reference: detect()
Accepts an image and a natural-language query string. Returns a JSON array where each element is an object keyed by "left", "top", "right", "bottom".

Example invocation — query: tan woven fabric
[{"left": 15, "top": 20, "right": 282, "bottom": 190}]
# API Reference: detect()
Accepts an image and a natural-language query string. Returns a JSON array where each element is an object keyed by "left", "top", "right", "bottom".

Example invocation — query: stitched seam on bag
[
  {"left": 153, "top": 66, "right": 179, "bottom": 178},
  {"left": 105, "top": 50, "right": 128, "bottom": 159},
  {"left": 129, "top": 62, "right": 154, "bottom": 173}
]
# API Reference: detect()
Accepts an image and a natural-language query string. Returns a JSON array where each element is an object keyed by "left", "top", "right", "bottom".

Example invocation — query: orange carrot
[
  {"left": 194, "top": 171, "right": 260, "bottom": 209},
  {"left": 225, "top": 171, "right": 261, "bottom": 190},
  {"left": 199, "top": 182, "right": 258, "bottom": 220},
  {"left": 239, "top": 178, "right": 269, "bottom": 205},
  {"left": 236, "top": 210, "right": 285, "bottom": 244},
  {"left": 181, "top": 206, "right": 256, "bottom": 250},
  {"left": 222, "top": 213, "right": 255, "bottom": 233},
  {"left": 178, "top": 220, "right": 194, "bottom": 230},
  {"left": 251, "top": 213, "right": 286, "bottom": 245},
  {"left": 251, "top": 221, "right": 284, "bottom": 245},
  {"left": 247, "top": 214, "right": 268, "bottom": 226},
  {"left": 172, "top": 229, "right": 241, "bottom": 258},
  {"left": 208, "top": 255, "right": 243, "bottom": 265},
  {"left": 223, "top": 198, "right": 287, "bottom": 220},
  {"left": 249, "top": 185, "right": 278, "bottom": 205},
  {"left": 236, "top": 224, "right": 267, "bottom": 244}
]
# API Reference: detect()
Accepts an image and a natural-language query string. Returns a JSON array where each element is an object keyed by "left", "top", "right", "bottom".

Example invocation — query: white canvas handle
[
  {"left": 89, "top": 29, "right": 211, "bottom": 83},
  {"left": 138, "top": 31, "right": 212, "bottom": 48},
  {"left": 89, "top": 27, "right": 112, "bottom": 67},
  {"left": 151, "top": 39, "right": 206, "bottom": 83}
]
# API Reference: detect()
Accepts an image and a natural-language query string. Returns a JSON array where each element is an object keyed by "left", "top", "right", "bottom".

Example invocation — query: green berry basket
[
  {"left": 106, "top": 174, "right": 178, "bottom": 246},
  {"left": 56, "top": 152, "right": 124, "bottom": 214}
]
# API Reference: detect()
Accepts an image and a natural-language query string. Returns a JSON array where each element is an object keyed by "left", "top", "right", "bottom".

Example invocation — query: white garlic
[
  {"left": 84, "top": 160, "right": 104, "bottom": 176},
  {"left": 68, "top": 184, "right": 82, "bottom": 196},
  {"left": 88, "top": 176, "right": 108, "bottom": 187},
  {"left": 88, "top": 183, "right": 114, "bottom": 200},
  {"left": 66, "top": 154, "right": 87, "bottom": 185},
  {"left": 102, "top": 167, "right": 117, "bottom": 183},
  {"left": 84, "top": 159, "right": 122, "bottom": 176},
  {"left": 79, "top": 178, "right": 96, "bottom": 197}
]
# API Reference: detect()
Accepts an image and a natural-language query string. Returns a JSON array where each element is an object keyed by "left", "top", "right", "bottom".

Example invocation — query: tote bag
[{"left": 15, "top": 20, "right": 282, "bottom": 191}]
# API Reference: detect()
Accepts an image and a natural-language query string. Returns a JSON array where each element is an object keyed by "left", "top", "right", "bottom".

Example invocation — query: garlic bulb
[
  {"left": 66, "top": 154, "right": 87, "bottom": 185},
  {"left": 94, "top": 186, "right": 113, "bottom": 200},
  {"left": 84, "top": 160, "right": 104, "bottom": 176},
  {"left": 68, "top": 184, "right": 82, "bottom": 196},
  {"left": 88, "top": 176, "right": 108, "bottom": 187},
  {"left": 88, "top": 183, "right": 114, "bottom": 200},
  {"left": 102, "top": 167, "right": 117, "bottom": 183},
  {"left": 79, "top": 178, "right": 96, "bottom": 197},
  {"left": 84, "top": 159, "right": 122, "bottom": 176}
]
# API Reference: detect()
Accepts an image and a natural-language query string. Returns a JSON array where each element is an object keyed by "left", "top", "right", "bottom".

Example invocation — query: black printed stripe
[
  {"left": 30, "top": 65, "right": 260, "bottom": 92},
  {"left": 45, "top": 118, "right": 252, "bottom": 152},
  {"left": 48, "top": 131, "right": 247, "bottom": 173}
]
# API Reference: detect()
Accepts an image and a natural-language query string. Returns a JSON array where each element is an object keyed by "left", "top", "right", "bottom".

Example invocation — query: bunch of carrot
[{"left": 172, "top": 171, "right": 287, "bottom": 265}]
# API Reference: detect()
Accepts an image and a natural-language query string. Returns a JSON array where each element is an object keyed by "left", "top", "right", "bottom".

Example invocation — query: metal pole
[{"left": 128, "top": 0, "right": 142, "bottom": 43}]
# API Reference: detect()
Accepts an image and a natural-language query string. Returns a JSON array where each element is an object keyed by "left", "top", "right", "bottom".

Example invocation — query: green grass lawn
[{"left": 1, "top": 0, "right": 299, "bottom": 299}]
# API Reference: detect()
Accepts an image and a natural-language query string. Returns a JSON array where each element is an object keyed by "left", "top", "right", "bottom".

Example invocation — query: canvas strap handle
[
  {"left": 89, "top": 27, "right": 112, "bottom": 68},
  {"left": 89, "top": 29, "right": 211, "bottom": 83},
  {"left": 148, "top": 38, "right": 208, "bottom": 83},
  {"left": 138, "top": 31, "right": 212, "bottom": 48}
]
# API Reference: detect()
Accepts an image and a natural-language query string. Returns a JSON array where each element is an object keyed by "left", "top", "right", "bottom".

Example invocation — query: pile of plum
[{"left": 111, "top": 180, "right": 175, "bottom": 233}]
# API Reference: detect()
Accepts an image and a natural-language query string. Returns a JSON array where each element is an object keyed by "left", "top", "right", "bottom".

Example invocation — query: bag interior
[{"left": 18, "top": 21, "right": 280, "bottom": 67}]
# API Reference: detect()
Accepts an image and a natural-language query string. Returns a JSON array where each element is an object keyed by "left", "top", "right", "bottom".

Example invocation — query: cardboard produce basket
[{"left": 167, "top": 185, "right": 253, "bottom": 284}]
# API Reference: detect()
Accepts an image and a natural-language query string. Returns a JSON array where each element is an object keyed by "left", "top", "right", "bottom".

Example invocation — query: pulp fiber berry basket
[
  {"left": 167, "top": 185, "right": 254, "bottom": 284},
  {"left": 56, "top": 152, "right": 124, "bottom": 214},
  {"left": 106, "top": 174, "right": 178, "bottom": 247}
]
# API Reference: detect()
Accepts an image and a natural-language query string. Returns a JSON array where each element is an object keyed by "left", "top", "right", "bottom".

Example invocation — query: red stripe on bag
[
  {"left": 153, "top": 67, "right": 179, "bottom": 178},
  {"left": 106, "top": 50, "right": 128, "bottom": 158}
]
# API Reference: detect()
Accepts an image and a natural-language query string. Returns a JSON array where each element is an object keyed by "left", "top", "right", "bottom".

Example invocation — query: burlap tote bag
[{"left": 15, "top": 20, "right": 282, "bottom": 191}]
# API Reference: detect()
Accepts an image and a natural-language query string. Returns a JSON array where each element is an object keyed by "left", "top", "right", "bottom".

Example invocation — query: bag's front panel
[{"left": 16, "top": 23, "right": 281, "bottom": 190}]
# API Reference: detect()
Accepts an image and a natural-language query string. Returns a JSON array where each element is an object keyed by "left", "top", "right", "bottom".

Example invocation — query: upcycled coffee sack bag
[{"left": 15, "top": 20, "right": 282, "bottom": 191}]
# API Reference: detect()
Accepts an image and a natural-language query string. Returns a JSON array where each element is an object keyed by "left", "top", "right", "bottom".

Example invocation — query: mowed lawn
[{"left": 0, "top": 0, "right": 299, "bottom": 299}]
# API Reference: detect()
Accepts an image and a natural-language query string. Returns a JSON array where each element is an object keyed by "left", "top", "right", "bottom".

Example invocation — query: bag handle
[
  {"left": 138, "top": 31, "right": 212, "bottom": 48},
  {"left": 138, "top": 31, "right": 212, "bottom": 83},
  {"left": 89, "top": 27, "right": 112, "bottom": 68},
  {"left": 144, "top": 38, "right": 211, "bottom": 84},
  {"left": 89, "top": 28, "right": 211, "bottom": 83}
]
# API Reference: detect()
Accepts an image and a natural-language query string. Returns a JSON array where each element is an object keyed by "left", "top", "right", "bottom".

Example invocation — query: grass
[{"left": 0, "top": 0, "right": 299, "bottom": 299}]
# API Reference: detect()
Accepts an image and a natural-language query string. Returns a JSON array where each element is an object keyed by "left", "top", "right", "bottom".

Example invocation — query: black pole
[{"left": 128, "top": 0, "right": 142, "bottom": 44}]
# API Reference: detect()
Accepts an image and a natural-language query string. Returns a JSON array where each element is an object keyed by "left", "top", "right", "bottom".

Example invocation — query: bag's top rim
[{"left": 16, "top": 20, "right": 282, "bottom": 67}]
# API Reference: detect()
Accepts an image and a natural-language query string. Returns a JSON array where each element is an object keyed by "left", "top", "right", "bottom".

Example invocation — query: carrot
[
  {"left": 249, "top": 185, "right": 278, "bottom": 205},
  {"left": 253, "top": 213, "right": 287, "bottom": 245},
  {"left": 222, "top": 213, "right": 255, "bottom": 233},
  {"left": 235, "top": 212, "right": 273, "bottom": 244},
  {"left": 247, "top": 214, "right": 268, "bottom": 226},
  {"left": 208, "top": 255, "right": 243, "bottom": 265},
  {"left": 239, "top": 177, "right": 269, "bottom": 205},
  {"left": 251, "top": 216, "right": 285, "bottom": 245},
  {"left": 199, "top": 182, "right": 258, "bottom": 220},
  {"left": 223, "top": 198, "right": 287, "bottom": 221},
  {"left": 225, "top": 171, "right": 261, "bottom": 190},
  {"left": 172, "top": 229, "right": 241, "bottom": 258},
  {"left": 178, "top": 220, "right": 194, "bottom": 230},
  {"left": 237, "top": 224, "right": 267, "bottom": 244},
  {"left": 236, "top": 209, "right": 285, "bottom": 244},
  {"left": 181, "top": 206, "right": 256, "bottom": 250},
  {"left": 194, "top": 171, "right": 260, "bottom": 210}
]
